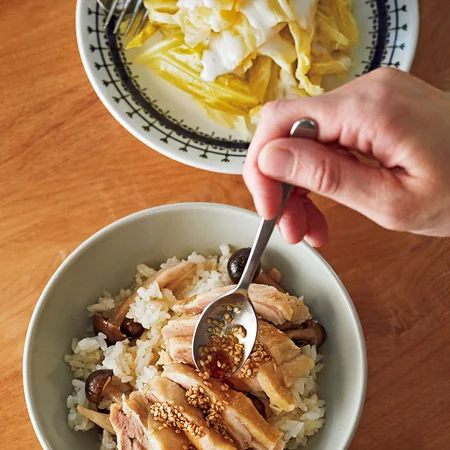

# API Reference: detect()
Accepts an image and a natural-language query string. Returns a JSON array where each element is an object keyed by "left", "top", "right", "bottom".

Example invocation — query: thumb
[{"left": 258, "top": 138, "right": 400, "bottom": 221}]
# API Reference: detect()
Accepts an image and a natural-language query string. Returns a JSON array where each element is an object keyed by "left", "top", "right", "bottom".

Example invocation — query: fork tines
[{"left": 103, "top": 0, "right": 147, "bottom": 37}]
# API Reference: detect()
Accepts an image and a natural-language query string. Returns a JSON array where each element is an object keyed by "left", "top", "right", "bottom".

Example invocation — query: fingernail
[{"left": 258, "top": 145, "right": 294, "bottom": 178}]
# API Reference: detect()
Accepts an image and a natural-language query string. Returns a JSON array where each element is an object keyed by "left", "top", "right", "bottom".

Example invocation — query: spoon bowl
[{"left": 192, "top": 288, "right": 258, "bottom": 378}]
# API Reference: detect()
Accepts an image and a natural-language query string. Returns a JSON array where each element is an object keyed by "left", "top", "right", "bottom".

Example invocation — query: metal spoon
[{"left": 192, "top": 118, "right": 318, "bottom": 379}]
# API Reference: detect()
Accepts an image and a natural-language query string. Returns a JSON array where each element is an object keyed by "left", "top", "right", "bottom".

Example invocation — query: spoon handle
[
  {"left": 237, "top": 118, "right": 318, "bottom": 291},
  {"left": 238, "top": 183, "right": 292, "bottom": 290}
]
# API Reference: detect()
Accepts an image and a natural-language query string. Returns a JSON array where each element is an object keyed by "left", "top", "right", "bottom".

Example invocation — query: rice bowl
[{"left": 24, "top": 203, "right": 366, "bottom": 450}]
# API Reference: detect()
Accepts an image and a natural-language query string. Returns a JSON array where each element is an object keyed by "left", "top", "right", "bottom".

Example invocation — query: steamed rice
[{"left": 65, "top": 245, "right": 326, "bottom": 448}]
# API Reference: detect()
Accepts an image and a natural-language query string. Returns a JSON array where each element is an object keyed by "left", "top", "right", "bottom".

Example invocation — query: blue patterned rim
[{"left": 86, "top": 0, "right": 410, "bottom": 159}]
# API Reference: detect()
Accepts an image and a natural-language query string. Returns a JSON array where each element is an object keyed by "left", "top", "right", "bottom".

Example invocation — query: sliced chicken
[
  {"left": 227, "top": 375, "right": 261, "bottom": 395},
  {"left": 164, "top": 319, "right": 302, "bottom": 366},
  {"left": 110, "top": 392, "right": 191, "bottom": 450},
  {"left": 257, "top": 321, "right": 302, "bottom": 365},
  {"left": 256, "top": 322, "right": 314, "bottom": 388},
  {"left": 144, "top": 377, "right": 237, "bottom": 450},
  {"left": 163, "top": 363, "right": 284, "bottom": 450},
  {"left": 228, "top": 364, "right": 297, "bottom": 413},
  {"left": 250, "top": 322, "right": 313, "bottom": 409},
  {"left": 110, "top": 261, "right": 196, "bottom": 327},
  {"left": 256, "top": 362, "right": 296, "bottom": 412},
  {"left": 173, "top": 284, "right": 310, "bottom": 326},
  {"left": 254, "top": 272, "right": 286, "bottom": 293},
  {"left": 166, "top": 336, "right": 194, "bottom": 365},
  {"left": 163, "top": 313, "right": 307, "bottom": 366},
  {"left": 164, "top": 320, "right": 314, "bottom": 412},
  {"left": 110, "top": 403, "right": 146, "bottom": 450},
  {"left": 249, "top": 284, "right": 310, "bottom": 325},
  {"left": 162, "top": 314, "right": 199, "bottom": 341},
  {"left": 253, "top": 440, "right": 286, "bottom": 450},
  {"left": 151, "top": 261, "right": 197, "bottom": 290}
]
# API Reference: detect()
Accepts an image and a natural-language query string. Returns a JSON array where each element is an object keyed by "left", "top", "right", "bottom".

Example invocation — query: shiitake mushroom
[
  {"left": 227, "top": 247, "right": 261, "bottom": 284},
  {"left": 85, "top": 369, "right": 114, "bottom": 406},
  {"left": 93, "top": 313, "right": 126, "bottom": 345},
  {"left": 85, "top": 369, "right": 131, "bottom": 407},
  {"left": 121, "top": 319, "right": 144, "bottom": 339},
  {"left": 286, "top": 319, "right": 327, "bottom": 348},
  {"left": 93, "top": 313, "right": 144, "bottom": 345}
]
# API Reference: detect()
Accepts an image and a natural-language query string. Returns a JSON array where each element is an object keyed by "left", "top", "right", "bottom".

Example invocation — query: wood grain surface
[{"left": 1, "top": 1, "right": 450, "bottom": 448}]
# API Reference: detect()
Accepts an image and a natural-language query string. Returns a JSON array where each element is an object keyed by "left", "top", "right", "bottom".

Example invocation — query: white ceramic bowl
[
  {"left": 24, "top": 203, "right": 367, "bottom": 450},
  {"left": 76, "top": 0, "right": 419, "bottom": 174}
]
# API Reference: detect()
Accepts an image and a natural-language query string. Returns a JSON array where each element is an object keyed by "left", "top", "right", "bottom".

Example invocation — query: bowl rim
[{"left": 23, "top": 202, "right": 367, "bottom": 450}]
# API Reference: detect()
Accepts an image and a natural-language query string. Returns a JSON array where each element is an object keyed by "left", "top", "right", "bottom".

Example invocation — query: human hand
[{"left": 243, "top": 68, "right": 450, "bottom": 246}]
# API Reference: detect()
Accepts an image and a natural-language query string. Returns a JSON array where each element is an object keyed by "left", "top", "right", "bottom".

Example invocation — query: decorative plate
[{"left": 76, "top": 0, "right": 419, "bottom": 174}]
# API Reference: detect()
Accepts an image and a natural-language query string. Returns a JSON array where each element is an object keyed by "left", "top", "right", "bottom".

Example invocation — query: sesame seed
[
  {"left": 237, "top": 341, "right": 272, "bottom": 379},
  {"left": 149, "top": 401, "right": 205, "bottom": 437}
]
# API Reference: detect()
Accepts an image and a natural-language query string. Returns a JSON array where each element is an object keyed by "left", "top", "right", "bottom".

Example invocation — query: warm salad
[{"left": 125, "top": 0, "right": 359, "bottom": 131}]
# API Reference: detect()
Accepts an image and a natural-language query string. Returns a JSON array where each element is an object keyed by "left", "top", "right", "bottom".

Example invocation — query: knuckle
[
  {"left": 368, "top": 68, "right": 402, "bottom": 105},
  {"left": 261, "top": 100, "right": 283, "bottom": 122},
  {"left": 309, "top": 156, "right": 341, "bottom": 196},
  {"left": 371, "top": 67, "right": 401, "bottom": 84}
]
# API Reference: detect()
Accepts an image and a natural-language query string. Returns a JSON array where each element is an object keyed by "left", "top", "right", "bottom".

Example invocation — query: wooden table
[{"left": 1, "top": 1, "right": 450, "bottom": 448}]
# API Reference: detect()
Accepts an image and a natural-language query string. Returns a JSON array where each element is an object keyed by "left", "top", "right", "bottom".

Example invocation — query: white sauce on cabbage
[
  {"left": 199, "top": 0, "right": 317, "bottom": 81},
  {"left": 201, "top": 30, "right": 245, "bottom": 81},
  {"left": 201, "top": 0, "right": 277, "bottom": 82}
]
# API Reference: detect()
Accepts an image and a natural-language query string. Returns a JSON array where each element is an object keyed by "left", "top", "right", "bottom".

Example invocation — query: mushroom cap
[
  {"left": 93, "top": 313, "right": 126, "bottom": 345},
  {"left": 286, "top": 320, "right": 327, "bottom": 348},
  {"left": 85, "top": 369, "right": 114, "bottom": 406},
  {"left": 121, "top": 319, "right": 144, "bottom": 339},
  {"left": 227, "top": 247, "right": 261, "bottom": 284}
]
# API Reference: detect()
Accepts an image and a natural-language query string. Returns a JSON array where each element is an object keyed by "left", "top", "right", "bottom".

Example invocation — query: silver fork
[{"left": 98, "top": 0, "right": 148, "bottom": 36}]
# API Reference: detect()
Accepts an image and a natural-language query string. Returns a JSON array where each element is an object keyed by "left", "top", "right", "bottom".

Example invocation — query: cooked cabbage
[{"left": 126, "top": 0, "right": 359, "bottom": 131}]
